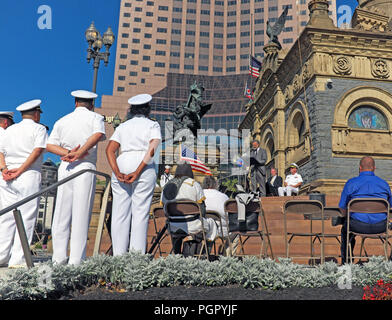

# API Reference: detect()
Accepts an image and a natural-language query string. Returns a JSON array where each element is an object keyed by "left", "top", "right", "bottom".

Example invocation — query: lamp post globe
[
  {"left": 85, "top": 22, "right": 115, "bottom": 93},
  {"left": 85, "top": 22, "right": 98, "bottom": 43},
  {"left": 103, "top": 27, "right": 115, "bottom": 47}
]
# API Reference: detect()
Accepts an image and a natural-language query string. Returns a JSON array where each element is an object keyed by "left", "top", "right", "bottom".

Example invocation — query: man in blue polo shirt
[{"left": 339, "top": 156, "right": 392, "bottom": 264}]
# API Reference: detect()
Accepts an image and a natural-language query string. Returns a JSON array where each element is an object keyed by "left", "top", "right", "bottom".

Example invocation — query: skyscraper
[
  {"left": 96, "top": 0, "right": 337, "bottom": 174},
  {"left": 112, "top": 0, "right": 336, "bottom": 96}
]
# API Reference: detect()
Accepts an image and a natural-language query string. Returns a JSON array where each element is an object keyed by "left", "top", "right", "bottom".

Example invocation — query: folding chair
[
  {"left": 224, "top": 198, "right": 274, "bottom": 259},
  {"left": 283, "top": 200, "right": 325, "bottom": 264},
  {"left": 164, "top": 200, "right": 211, "bottom": 260},
  {"left": 148, "top": 206, "right": 172, "bottom": 256},
  {"left": 311, "top": 206, "right": 342, "bottom": 263},
  {"left": 346, "top": 198, "right": 391, "bottom": 264},
  {"left": 205, "top": 210, "right": 226, "bottom": 256}
]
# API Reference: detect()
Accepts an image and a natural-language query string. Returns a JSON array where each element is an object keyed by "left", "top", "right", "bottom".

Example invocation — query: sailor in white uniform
[
  {"left": 46, "top": 90, "right": 106, "bottom": 265},
  {"left": 0, "top": 112, "right": 14, "bottom": 218},
  {"left": 160, "top": 165, "right": 174, "bottom": 189},
  {"left": 278, "top": 163, "right": 303, "bottom": 196},
  {"left": 0, "top": 112, "right": 14, "bottom": 133},
  {"left": 0, "top": 100, "right": 47, "bottom": 268},
  {"left": 106, "top": 94, "right": 161, "bottom": 255}
]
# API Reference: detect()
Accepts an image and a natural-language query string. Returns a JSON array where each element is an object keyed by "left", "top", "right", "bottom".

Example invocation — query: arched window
[
  {"left": 298, "top": 119, "right": 305, "bottom": 142},
  {"left": 348, "top": 106, "right": 388, "bottom": 130},
  {"left": 291, "top": 112, "right": 306, "bottom": 145},
  {"left": 266, "top": 137, "right": 275, "bottom": 162}
]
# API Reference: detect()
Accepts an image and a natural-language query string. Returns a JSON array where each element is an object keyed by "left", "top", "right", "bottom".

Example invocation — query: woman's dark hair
[
  {"left": 175, "top": 162, "right": 194, "bottom": 179},
  {"left": 127, "top": 103, "right": 151, "bottom": 119},
  {"left": 202, "top": 176, "right": 217, "bottom": 189}
]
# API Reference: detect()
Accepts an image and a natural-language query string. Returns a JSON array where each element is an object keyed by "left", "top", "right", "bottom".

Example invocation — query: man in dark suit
[
  {"left": 249, "top": 140, "right": 267, "bottom": 197},
  {"left": 266, "top": 167, "right": 283, "bottom": 196}
]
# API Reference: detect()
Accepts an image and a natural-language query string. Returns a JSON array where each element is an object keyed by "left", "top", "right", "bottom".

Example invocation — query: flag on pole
[
  {"left": 180, "top": 144, "right": 212, "bottom": 176},
  {"left": 249, "top": 55, "right": 262, "bottom": 78},
  {"left": 244, "top": 82, "right": 253, "bottom": 100}
]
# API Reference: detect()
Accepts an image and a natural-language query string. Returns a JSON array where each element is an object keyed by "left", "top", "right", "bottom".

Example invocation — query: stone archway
[{"left": 285, "top": 101, "right": 311, "bottom": 167}]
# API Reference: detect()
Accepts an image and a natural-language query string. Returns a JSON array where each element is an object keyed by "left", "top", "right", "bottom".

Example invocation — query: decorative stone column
[
  {"left": 307, "top": 0, "right": 336, "bottom": 28},
  {"left": 263, "top": 42, "right": 281, "bottom": 73}
]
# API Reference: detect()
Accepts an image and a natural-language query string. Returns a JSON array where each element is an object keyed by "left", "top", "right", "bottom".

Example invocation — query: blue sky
[
  {"left": 0, "top": 0, "right": 357, "bottom": 162},
  {"left": 0, "top": 0, "right": 121, "bottom": 161},
  {"left": 0, "top": 1, "right": 120, "bottom": 124}
]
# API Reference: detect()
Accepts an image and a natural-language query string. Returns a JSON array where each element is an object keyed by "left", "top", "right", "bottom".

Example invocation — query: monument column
[{"left": 307, "top": 0, "right": 336, "bottom": 28}]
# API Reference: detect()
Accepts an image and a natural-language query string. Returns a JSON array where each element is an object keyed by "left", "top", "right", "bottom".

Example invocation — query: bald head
[{"left": 359, "top": 156, "right": 375, "bottom": 172}]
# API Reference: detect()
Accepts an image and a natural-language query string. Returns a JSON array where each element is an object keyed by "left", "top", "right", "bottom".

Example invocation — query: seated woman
[{"left": 161, "top": 162, "right": 218, "bottom": 255}]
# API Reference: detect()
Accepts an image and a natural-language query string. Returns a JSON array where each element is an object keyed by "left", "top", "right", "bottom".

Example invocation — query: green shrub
[{"left": 1, "top": 253, "right": 392, "bottom": 300}]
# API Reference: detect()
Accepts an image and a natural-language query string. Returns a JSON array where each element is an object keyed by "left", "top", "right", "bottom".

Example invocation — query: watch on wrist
[{"left": 0, "top": 166, "right": 7, "bottom": 172}]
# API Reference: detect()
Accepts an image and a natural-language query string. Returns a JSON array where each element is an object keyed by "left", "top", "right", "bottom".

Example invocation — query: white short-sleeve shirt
[
  {"left": 0, "top": 119, "right": 48, "bottom": 172},
  {"left": 109, "top": 115, "right": 161, "bottom": 173},
  {"left": 203, "top": 189, "right": 229, "bottom": 237},
  {"left": 47, "top": 107, "right": 105, "bottom": 164},
  {"left": 110, "top": 115, "right": 161, "bottom": 152},
  {"left": 285, "top": 173, "right": 303, "bottom": 186},
  {"left": 0, "top": 127, "right": 5, "bottom": 141}
]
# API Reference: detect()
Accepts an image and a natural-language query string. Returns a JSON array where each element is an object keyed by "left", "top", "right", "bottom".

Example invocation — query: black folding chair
[
  {"left": 224, "top": 198, "right": 273, "bottom": 259},
  {"left": 346, "top": 198, "right": 391, "bottom": 264}
]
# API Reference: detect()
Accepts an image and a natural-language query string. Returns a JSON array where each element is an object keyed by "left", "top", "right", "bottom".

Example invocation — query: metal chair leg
[{"left": 14, "top": 209, "right": 34, "bottom": 268}]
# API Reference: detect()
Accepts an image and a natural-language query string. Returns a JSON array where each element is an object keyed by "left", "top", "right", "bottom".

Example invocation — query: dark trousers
[
  {"left": 341, "top": 218, "right": 387, "bottom": 264},
  {"left": 250, "top": 169, "right": 266, "bottom": 197}
]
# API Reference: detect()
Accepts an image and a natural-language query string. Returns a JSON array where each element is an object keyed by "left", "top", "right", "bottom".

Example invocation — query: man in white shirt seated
[
  {"left": 202, "top": 176, "right": 229, "bottom": 238},
  {"left": 278, "top": 163, "right": 303, "bottom": 196}
]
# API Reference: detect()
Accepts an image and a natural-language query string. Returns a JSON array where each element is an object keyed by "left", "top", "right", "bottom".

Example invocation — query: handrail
[
  {"left": 0, "top": 169, "right": 111, "bottom": 217},
  {"left": 0, "top": 168, "right": 111, "bottom": 268}
]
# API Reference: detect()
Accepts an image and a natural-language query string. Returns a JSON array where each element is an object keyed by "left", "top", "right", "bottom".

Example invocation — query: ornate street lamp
[{"left": 85, "top": 22, "right": 115, "bottom": 93}]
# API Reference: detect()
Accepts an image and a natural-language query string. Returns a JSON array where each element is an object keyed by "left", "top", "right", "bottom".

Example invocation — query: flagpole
[{"left": 250, "top": 13, "right": 254, "bottom": 58}]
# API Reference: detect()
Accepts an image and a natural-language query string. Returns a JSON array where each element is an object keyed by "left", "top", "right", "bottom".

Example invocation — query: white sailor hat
[
  {"left": 128, "top": 94, "right": 152, "bottom": 106},
  {"left": 0, "top": 111, "right": 14, "bottom": 119},
  {"left": 289, "top": 163, "right": 299, "bottom": 169},
  {"left": 71, "top": 90, "right": 98, "bottom": 99},
  {"left": 16, "top": 99, "right": 43, "bottom": 113},
  {"left": 165, "top": 165, "right": 171, "bottom": 169}
]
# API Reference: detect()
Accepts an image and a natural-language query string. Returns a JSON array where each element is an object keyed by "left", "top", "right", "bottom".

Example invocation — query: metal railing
[{"left": 0, "top": 169, "right": 111, "bottom": 268}]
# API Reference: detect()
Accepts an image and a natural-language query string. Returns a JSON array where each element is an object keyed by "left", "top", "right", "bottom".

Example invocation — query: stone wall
[{"left": 288, "top": 77, "right": 392, "bottom": 190}]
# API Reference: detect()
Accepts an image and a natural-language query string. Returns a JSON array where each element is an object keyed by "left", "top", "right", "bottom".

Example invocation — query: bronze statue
[
  {"left": 173, "top": 81, "right": 212, "bottom": 139},
  {"left": 266, "top": 5, "right": 289, "bottom": 50}
]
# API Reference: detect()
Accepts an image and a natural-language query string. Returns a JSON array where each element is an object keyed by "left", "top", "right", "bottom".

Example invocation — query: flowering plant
[{"left": 363, "top": 279, "right": 392, "bottom": 300}]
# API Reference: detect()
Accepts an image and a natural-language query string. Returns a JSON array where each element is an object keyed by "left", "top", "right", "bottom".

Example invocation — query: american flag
[
  {"left": 249, "top": 55, "right": 262, "bottom": 78},
  {"left": 180, "top": 144, "right": 212, "bottom": 176},
  {"left": 244, "top": 82, "right": 253, "bottom": 100}
]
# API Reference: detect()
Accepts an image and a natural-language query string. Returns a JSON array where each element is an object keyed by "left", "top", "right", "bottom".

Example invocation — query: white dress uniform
[
  {"left": 110, "top": 95, "right": 161, "bottom": 255},
  {"left": 0, "top": 102, "right": 47, "bottom": 267},
  {"left": 278, "top": 164, "right": 303, "bottom": 196},
  {"left": 48, "top": 90, "right": 105, "bottom": 265},
  {"left": 160, "top": 171, "right": 174, "bottom": 189},
  {"left": 0, "top": 112, "right": 14, "bottom": 222}
]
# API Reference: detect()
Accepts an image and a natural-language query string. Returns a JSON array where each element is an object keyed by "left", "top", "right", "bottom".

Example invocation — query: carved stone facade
[{"left": 239, "top": 0, "right": 392, "bottom": 195}]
